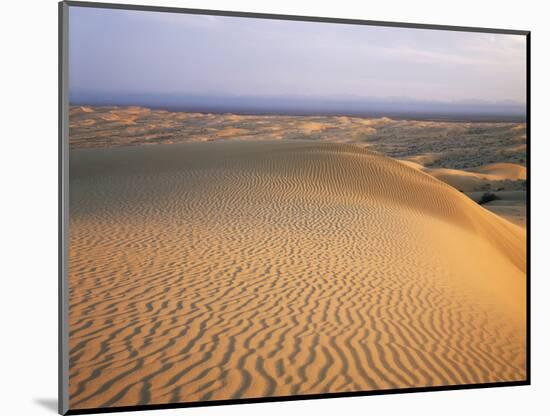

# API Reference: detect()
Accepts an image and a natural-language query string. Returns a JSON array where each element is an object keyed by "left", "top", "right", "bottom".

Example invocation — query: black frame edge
[
  {"left": 59, "top": 1, "right": 70, "bottom": 415},
  {"left": 65, "top": 380, "right": 530, "bottom": 415},
  {"left": 63, "top": 0, "right": 530, "bottom": 35}
]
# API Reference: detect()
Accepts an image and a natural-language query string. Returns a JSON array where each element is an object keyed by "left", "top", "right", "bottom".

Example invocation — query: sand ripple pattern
[{"left": 68, "top": 141, "right": 526, "bottom": 410}]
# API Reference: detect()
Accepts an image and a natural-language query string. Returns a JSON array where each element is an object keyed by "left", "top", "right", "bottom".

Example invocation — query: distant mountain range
[{"left": 70, "top": 92, "right": 527, "bottom": 122}]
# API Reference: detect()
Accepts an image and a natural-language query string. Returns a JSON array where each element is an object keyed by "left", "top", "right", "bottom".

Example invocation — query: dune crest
[{"left": 69, "top": 141, "right": 526, "bottom": 409}]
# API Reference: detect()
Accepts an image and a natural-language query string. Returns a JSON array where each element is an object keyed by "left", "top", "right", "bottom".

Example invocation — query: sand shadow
[{"left": 34, "top": 398, "right": 57, "bottom": 413}]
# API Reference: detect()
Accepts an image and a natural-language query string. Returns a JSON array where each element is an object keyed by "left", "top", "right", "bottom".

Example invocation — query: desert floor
[{"left": 68, "top": 139, "right": 526, "bottom": 410}]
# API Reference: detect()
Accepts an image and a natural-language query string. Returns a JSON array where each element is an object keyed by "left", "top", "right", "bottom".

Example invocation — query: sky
[{"left": 69, "top": 6, "right": 527, "bottom": 117}]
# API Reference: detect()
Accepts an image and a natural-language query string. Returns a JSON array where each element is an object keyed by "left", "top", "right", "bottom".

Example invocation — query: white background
[{"left": 1, "top": 0, "right": 548, "bottom": 414}]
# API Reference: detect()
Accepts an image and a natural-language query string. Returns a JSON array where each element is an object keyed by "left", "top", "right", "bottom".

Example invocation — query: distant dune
[
  {"left": 69, "top": 141, "right": 526, "bottom": 410},
  {"left": 472, "top": 163, "right": 527, "bottom": 180},
  {"left": 68, "top": 107, "right": 527, "bottom": 166}
]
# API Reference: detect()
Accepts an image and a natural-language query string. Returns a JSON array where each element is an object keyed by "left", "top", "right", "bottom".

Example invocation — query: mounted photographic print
[{"left": 59, "top": 1, "right": 530, "bottom": 414}]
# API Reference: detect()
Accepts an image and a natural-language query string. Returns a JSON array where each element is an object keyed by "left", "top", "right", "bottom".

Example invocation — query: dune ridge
[{"left": 69, "top": 141, "right": 526, "bottom": 409}]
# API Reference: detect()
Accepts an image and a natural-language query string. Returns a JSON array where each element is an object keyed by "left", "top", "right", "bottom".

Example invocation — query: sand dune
[
  {"left": 398, "top": 159, "right": 527, "bottom": 226},
  {"left": 470, "top": 163, "right": 527, "bottom": 180},
  {"left": 69, "top": 141, "right": 526, "bottom": 410},
  {"left": 399, "top": 160, "right": 526, "bottom": 192},
  {"left": 427, "top": 168, "right": 497, "bottom": 192}
]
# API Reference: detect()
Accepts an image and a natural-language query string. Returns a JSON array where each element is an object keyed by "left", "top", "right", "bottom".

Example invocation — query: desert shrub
[{"left": 478, "top": 192, "right": 499, "bottom": 205}]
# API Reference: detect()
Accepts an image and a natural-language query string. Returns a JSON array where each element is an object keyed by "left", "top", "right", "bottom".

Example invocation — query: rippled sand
[{"left": 69, "top": 141, "right": 526, "bottom": 410}]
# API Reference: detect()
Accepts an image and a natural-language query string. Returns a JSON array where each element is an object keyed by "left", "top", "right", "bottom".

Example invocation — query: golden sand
[{"left": 68, "top": 141, "right": 526, "bottom": 409}]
